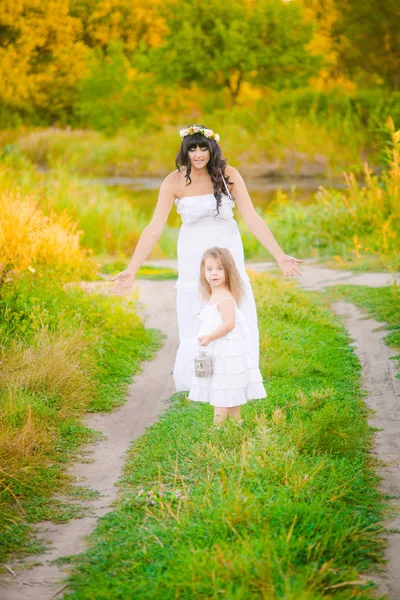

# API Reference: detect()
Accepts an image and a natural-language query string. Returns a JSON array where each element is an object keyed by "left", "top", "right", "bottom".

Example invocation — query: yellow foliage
[
  {"left": 0, "top": 190, "right": 96, "bottom": 280},
  {"left": 0, "top": 0, "right": 89, "bottom": 111},
  {"left": 300, "top": 0, "right": 356, "bottom": 91},
  {"left": 0, "top": 0, "right": 169, "bottom": 114},
  {"left": 81, "top": 0, "right": 168, "bottom": 53}
]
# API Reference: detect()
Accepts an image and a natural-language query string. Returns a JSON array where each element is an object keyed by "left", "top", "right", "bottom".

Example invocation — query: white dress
[
  {"left": 188, "top": 298, "right": 267, "bottom": 407},
  {"left": 172, "top": 192, "right": 263, "bottom": 392}
]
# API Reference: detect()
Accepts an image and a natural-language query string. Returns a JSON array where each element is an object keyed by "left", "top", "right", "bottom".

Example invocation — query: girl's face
[
  {"left": 188, "top": 143, "right": 210, "bottom": 170},
  {"left": 204, "top": 257, "right": 226, "bottom": 289}
]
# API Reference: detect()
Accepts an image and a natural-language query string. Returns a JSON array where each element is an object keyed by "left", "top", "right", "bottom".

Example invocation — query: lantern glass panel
[{"left": 194, "top": 350, "right": 213, "bottom": 378}]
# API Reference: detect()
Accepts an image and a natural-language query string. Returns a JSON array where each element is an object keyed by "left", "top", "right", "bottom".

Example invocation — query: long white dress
[
  {"left": 172, "top": 192, "right": 262, "bottom": 392},
  {"left": 188, "top": 298, "right": 267, "bottom": 407}
]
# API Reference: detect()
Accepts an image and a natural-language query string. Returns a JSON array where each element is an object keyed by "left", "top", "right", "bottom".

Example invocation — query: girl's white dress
[
  {"left": 188, "top": 298, "right": 266, "bottom": 407},
  {"left": 173, "top": 192, "right": 265, "bottom": 395}
]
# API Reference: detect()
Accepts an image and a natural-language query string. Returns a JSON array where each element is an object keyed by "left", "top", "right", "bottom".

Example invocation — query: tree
[
  {"left": 299, "top": 0, "right": 347, "bottom": 87},
  {"left": 333, "top": 0, "right": 400, "bottom": 90},
  {"left": 301, "top": 0, "right": 400, "bottom": 90},
  {"left": 146, "top": 0, "right": 322, "bottom": 105},
  {"left": 69, "top": 0, "right": 167, "bottom": 54},
  {"left": 76, "top": 41, "right": 157, "bottom": 133},
  {"left": 0, "top": 0, "right": 88, "bottom": 117}
]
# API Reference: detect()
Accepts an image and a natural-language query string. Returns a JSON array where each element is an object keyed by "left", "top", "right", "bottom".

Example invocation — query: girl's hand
[
  {"left": 111, "top": 270, "right": 136, "bottom": 296},
  {"left": 277, "top": 255, "right": 303, "bottom": 277},
  {"left": 198, "top": 335, "right": 211, "bottom": 347}
]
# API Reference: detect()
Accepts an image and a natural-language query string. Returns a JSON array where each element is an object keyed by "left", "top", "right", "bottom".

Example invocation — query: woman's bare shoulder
[
  {"left": 163, "top": 169, "right": 181, "bottom": 184},
  {"left": 225, "top": 165, "right": 242, "bottom": 180},
  {"left": 161, "top": 169, "right": 182, "bottom": 193}
]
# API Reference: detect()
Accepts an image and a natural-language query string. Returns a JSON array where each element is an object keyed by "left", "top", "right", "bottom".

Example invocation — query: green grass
[
  {"left": 62, "top": 273, "right": 387, "bottom": 599},
  {"left": 0, "top": 273, "right": 162, "bottom": 563},
  {"left": 101, "top": 261, "right": 178, "bottom": 280}
]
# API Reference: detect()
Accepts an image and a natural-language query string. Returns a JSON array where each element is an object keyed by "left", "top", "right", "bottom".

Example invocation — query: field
[{"left": 1, "top": 2, "right": 399, "bottom": 591}]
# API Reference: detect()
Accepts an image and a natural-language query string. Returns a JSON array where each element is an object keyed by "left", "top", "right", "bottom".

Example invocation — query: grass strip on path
[
  {"left": 101, "top": 261, "right": 178, "bottom": 280},
  {"left": 63, "top": 273, "right": 387, "bottom": 599}
]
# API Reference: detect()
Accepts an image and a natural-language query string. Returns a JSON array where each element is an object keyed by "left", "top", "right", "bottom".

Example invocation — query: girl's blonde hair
[{"left": 199, "top": 247, "right": 244, "bottom": 303}]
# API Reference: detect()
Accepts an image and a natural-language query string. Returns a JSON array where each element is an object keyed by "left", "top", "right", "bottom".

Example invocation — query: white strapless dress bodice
[
  {"left": 175, "top": 193, "right": 235, "bottom": 224},
  {"left": 172, "top": 193, "right": 262, "bottom": 396}
]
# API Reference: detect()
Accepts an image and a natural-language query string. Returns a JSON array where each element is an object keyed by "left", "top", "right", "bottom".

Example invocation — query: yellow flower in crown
[{"left": 179, "top": 125, "right": 220, "bottom": 143}]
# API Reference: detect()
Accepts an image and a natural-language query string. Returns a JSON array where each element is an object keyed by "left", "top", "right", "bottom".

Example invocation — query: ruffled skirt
[{"left": 188, "top": 306, "right": 266, "bottom": 407}]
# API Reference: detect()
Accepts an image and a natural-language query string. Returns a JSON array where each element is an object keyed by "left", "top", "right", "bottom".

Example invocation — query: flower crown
[{"left": 179, "top": 124, "right": 220, "bottom": 143}]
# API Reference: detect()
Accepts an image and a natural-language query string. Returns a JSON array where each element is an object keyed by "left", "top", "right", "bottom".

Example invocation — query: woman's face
[{"left": 188, "top": 142, "right": 210, "bottom": 170}]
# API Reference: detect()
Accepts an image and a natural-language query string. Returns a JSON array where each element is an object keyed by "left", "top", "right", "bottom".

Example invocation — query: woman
[{"left": 111, "top": 124, "right": 302, "bottom": 392}]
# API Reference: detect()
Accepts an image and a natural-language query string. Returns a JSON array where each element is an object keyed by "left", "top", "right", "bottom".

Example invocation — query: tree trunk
[{"left": 224, "top": 71, "right": 244, "bottom": 107}]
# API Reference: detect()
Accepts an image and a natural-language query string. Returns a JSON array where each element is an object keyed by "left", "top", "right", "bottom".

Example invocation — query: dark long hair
[{"left": 175, "top": 125, "right": 234, "bottom": 214}]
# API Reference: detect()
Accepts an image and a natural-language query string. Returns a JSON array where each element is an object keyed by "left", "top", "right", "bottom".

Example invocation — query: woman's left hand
[{"left": 276, "top": 255, "right": 303, "bottom": 277}]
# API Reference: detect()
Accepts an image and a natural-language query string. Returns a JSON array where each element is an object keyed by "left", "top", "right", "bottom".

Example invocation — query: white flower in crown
[{"left": 179, "top": 124, "right": 220, "bottom": 143}]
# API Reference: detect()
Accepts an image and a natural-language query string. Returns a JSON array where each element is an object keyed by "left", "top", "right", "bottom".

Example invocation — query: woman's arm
[
  {"left": 111, "top": 172, "right": 177, "bottom": 295},
  {"left": 125, "top": 172, "right": 177, "bottom": 276},
  {"left": 225, "top": 166, "right": 302, "bottom": 276}
]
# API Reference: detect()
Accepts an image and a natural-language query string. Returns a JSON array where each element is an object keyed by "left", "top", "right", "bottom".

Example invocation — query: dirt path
[
  {"left": 0, "top": 280, "right": 178, "bottom": 600},
  {"left": 255, "top": 261, "right": 400, "bottom": 597},
  {"left": 141, "top": 258, "right": 400, "bottom": 290},
  {"left": 332, "top": 302, "right": 400, "bottom": 599},
  {"left": 1, "top": 262, "right": 399, "bottom": 599}
]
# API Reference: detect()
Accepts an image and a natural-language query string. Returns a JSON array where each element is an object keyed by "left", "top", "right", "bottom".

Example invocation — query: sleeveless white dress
[
  {"left": 188, "top": 298, "right": 266, "bottom": 407},
  {"left": 172, "top": 192, "right": 263, "bottom": 393}
]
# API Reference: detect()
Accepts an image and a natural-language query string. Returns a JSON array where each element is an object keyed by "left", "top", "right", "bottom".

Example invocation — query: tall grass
[
  {"left": 261, "top": 118, "right": 400, "bottom": 270},
  {"left": 0, "top": 152, "right": 169, "bottom": 258},
  {"left": 0, "top": 327, "right": 97, "bottom": 541},
  {"left": 0, "top": 177, "right": 161, "bottom": 561},
  {"left": 1, "top": 117, "right": 398, "bottom": 269},
  {"left": 8, "top": 118, "right": 366, "bottom": 179},
  {"left": 0, "top": 188, "right": 97, "bottom": 285},
  {"left": 7, "top": 88, "right": 400, "bottom": 177},
  {"left": 0, "top": 273, "right": 161, "bottom": 562}
]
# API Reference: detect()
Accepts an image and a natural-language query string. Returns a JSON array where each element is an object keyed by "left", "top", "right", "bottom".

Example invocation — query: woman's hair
[
  {"left": 199, "top": 247, "right": 244, "bottom": 303},
  {"left": 175, "top": 125, "right": 234, "bottom": 215}
]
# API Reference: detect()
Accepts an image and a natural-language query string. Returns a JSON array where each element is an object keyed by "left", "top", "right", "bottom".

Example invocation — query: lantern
[{"left": 194, "top": 348, "right": 213, "bottom": 378}]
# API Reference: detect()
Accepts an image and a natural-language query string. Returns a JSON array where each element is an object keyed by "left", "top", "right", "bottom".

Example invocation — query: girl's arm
[
  {"left": 199, "top": 300, "right": 235, "bottom": 345},
  {"left": 225, "top": 166, "right": 302, "bottom": 276},
  {"left": 112, "top": 172, "right": 177, "bottom": 294}
]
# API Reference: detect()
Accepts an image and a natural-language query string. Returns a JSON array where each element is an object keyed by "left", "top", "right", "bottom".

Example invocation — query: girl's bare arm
[{"left": 200, "top": 300, "right": 235, "bottom": 343}]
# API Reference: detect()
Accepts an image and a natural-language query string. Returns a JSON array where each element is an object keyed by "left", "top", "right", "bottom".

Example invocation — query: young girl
[{"left": 189, "top": 247, "right": 267, "bottom": 424}]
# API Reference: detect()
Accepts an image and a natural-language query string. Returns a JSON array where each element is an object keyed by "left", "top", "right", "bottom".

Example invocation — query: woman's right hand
[{"left": 110, "top": 270, "right": 136, "bottom": 296}]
